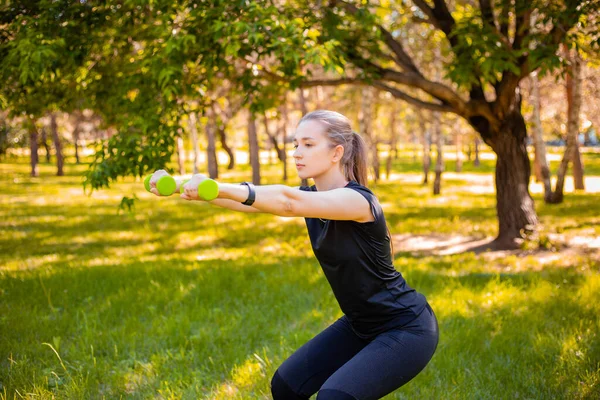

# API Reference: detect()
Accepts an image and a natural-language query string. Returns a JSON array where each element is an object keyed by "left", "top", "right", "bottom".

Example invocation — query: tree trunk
[
  {"left": 474, "top": 137, "right": 481, "bottom": 167},
  {"left": 583, "top": 126, "right": 591, "bottom": 145},
  {"left": 299, "top": 88, "right": 308, "bottom": 116},
  {"left": 550, "top": 48, "right": 583, "bottom": 202},
  {"left": 73, "top": 123, "right": 81, "bottom": 165},
  {"left": 418, "top": 112, "right": 431, "bottom": 184},
  {"left": 530, "top": 72, "right": 552, "bottom": 202},
  {"left": 280, "top": 103, "right": 289, "bottom": 182},
  {"left": 29, "top": 123, "right": 39, "bottom": 177},
  {"left": 372, "top": 142, "right": 380, "bottom": 182},
  {"left": 412, "top": 129, "right": 418, "bottom": 163},
  {"left": 50, "top": 113, "right": 64, "bottom": 176},
  {"left": 432, "top": 49, "right": 443, "bottom": 193},
  {"left": 41, "top": 127, "right": 51, "bottom": 163},
  {"left": 490, "top": 111, "right": 538, "bottom": 247},
  {"left": 71, "top": 110, "right": 84, "bottom": 165},
  {"left": 530, "top": 73, "right": 544, "bottom": 183},
  {"left": 387, "top": 108, "right": 397, "bottom": 180},
  {"left": 298, "top": 89, "right": 309, "bottom": 187},
  {"left": 433, "top": 111, "right": 443, "bottom": 195},
  {"left": 217, "top": 127, "right": 235, "bottom": 170},
  {"left": 213, "top": 100, "right": 237, "bottom": 170},
  {"left": 248, "top": 111, "right": 261, "bottom": 185},
  {"left": 176, "top": 129, "right": 186, "bottom": 175},
  {"left": 572, "top": 142, "right": 585, "bottom": 190},
  {"left": 315, "top": 86, "right": 324, "bottom": 109},
  {"left": 466, "top": 143, "right": 472, "bottom": 162},
  {"left": 455, "top": 125, "right": 463, "bottom": 173},
  {"left": 189, "top": 111, "right": 200, "bottom": 174},
  {"left": 206, "top": 106, "right": 219, "bottom": 179},
  {"left": 570, "top": 54, "right": 585, "bottom": 191},
  {"left": 263, "top": 112, "right": 285, "bottom": 162},
  {"left": 359, "top": 87, "right": 379, "bottom": 183}
]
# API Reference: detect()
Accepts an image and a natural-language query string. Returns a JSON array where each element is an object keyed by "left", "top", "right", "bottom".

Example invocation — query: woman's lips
[{"left": 296, "top": 164, "right": 305, "bottom": 168}]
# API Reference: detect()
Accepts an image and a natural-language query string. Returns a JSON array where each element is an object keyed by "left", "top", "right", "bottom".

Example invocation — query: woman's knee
[
  {"left": 316, "top": 389, "right": 358, "bottom": 400},
  {"left": 271, "top": 370, "right": 308, "bottom": 400}
]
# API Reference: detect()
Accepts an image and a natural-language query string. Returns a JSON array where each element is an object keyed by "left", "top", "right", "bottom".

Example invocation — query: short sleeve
[
  {"left": 346, "top": 184, "right": 383, "bottom": 225},
  {"left": 299, "top": 185, "right": 316, "bottom": 192}
]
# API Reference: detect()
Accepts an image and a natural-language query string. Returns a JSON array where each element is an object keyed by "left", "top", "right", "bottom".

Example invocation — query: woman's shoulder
[
  {"left": 345, "top": 181, "right": 376, "bottom": 196},
  {"left": 344, "top": 181, "right": 385, "bottom": 224}
]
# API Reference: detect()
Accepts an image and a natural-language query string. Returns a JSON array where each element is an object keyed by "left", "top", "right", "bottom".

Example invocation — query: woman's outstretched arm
[
  {"left": 217, "top": 183, "right": 374, "bottom": 222},
  {"left": 180, "top": 174, "right": 372, "bottom": 222},
  {"left": 216, "top": 183, "right": 296, "bottom": 216},
  {"left": 207, "top": 198, "right": 263, "bottom": 213}
]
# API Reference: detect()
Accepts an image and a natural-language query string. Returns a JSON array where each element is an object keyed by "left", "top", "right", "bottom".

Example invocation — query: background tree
[{"left": 291, "top": 0, "right": 599, "bottom": 248}]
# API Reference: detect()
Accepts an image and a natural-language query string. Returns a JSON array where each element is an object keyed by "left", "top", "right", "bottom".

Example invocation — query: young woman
[{"left": 149, "top": 110, "right": 439, "bottom": 400}]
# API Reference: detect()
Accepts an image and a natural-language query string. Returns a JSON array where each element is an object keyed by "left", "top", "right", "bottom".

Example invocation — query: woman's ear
[{"left": 332, "top": 144, "right": 345, "bottom": 163}]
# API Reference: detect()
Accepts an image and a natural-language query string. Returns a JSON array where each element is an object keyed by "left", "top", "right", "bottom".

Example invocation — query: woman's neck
[{"left": 313, "top": 170, "right": 349, "bottom": 191}]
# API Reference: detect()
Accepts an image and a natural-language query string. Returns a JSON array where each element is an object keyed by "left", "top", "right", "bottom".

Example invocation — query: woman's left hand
[{"left": 180, "top": 173, "right": 209, "bottom": 201}]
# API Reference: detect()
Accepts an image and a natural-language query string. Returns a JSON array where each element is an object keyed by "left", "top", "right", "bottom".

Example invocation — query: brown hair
[{"left": 298, "top": 110, "right": 395, "bottom": 257}]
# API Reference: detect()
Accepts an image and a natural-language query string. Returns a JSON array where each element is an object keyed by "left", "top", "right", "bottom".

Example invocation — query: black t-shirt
[{"left": 300, "top": 181, "right": 427, "bottom": 339}]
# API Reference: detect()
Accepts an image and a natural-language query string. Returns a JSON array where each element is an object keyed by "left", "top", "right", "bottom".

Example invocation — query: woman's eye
[{"left": 293, "top": 144, "right": 298, "bottom": 149}]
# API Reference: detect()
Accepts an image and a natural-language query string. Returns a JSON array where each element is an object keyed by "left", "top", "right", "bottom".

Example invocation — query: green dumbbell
[
  {"left": 180, "top": 178, "right": 220, "bottom": 201},
  {"left": 144, "top": 174, "right": 178, "bottom": 196},
  {"left": 145, "top": 175, "right": 219, "bottom": 200}
]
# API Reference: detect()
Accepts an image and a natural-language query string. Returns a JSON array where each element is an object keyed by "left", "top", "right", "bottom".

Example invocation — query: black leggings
[{"left": 271, "top": 304, "right": 439, "bottom": 400}]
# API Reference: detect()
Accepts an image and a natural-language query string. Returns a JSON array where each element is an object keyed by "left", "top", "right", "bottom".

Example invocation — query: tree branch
[
  {"left": 478, "top": 0, "right": 512, "bottom": 50},
  {"left": 299, "top": 78, "right": 361, "bottom": 87},
  {"left": 431, "top": 0, "right": 456, "bottom": 46},
  {"left": 380, "top": 68, "right": 470, "bottom": 115},
  {"left": 298, "top": 77, "right": 454, "bottom": 114},
  {"left": 495, "top": 18, "right": 572, "bottom": 118},
  {"left": 413, "top": 0, "right": 488, "bottom": 102},
  {"left": 379, "top": 27, "right": 421, "bottom": 75},
  {"left": 412, "top": 0, "right": 440, "bottom": 30},
  {"left": 500, "top": 1, "right": 509, "bottom": 37},
  {"left": 372, "top": 81, "right": 454, "bottom": 113},
  {"left": 496, "top": 51, "right": 542, "bottom": 121},
  {"left": 411, "top": 15, "right": 431, "bottom": 24},
  {"left": 513, "top": 3, "right": 531, "bottom": 50},
  {"left": 479, "top": 0, "right": 497, "bottom": 31},
  {"left": 331, "top": 0, "right": 421, "bottom": 74}
]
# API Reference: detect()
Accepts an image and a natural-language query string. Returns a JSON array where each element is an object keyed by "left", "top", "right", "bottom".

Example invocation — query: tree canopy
[{"left": 1, "top": 0, "right": 598, "bottom": 246}]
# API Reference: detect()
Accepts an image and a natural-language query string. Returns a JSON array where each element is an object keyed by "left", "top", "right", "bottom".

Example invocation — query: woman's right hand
[{"left": 148, "top": 169, "right": 171, "bottom": 196}]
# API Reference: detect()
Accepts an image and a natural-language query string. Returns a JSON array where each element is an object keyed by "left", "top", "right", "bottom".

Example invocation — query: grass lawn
[{"left": 1, "top": 150, "right": 599, "bottom": 399}]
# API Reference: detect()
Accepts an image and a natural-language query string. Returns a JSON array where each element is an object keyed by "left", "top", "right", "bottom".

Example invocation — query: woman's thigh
[
  {"left": 275, "top": 316, "right": 369, "bottom": 398},
  {"left": 319, "top": 306, "right": 439, "bottom": 400}
]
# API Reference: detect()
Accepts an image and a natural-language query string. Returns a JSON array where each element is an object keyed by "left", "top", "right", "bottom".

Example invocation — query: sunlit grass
[{"left": 1, "top": 151, "right": 599, "bottom": 399}]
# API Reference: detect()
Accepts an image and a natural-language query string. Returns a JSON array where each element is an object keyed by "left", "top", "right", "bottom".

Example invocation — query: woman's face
[{"left": 293, "top": 120, "right": 343, "bottom": 180}]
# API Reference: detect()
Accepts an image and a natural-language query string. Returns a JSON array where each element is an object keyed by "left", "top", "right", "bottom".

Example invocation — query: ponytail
[
  {"left": 348, "top": 131, "right": 368, "bottom": 186},
  {"left": 351, "top": 131, "right": 394, "bottom": 256}
]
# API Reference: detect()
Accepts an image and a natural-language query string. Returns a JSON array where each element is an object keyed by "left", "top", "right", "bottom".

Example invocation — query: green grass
[{"left": 1, "top": 151, "right": 599, "bottom": 399}]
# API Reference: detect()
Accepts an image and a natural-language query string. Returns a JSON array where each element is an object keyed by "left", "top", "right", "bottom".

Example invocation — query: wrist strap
[{"left": 240, "top": 182, "right": 256, "bottom": 206}]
